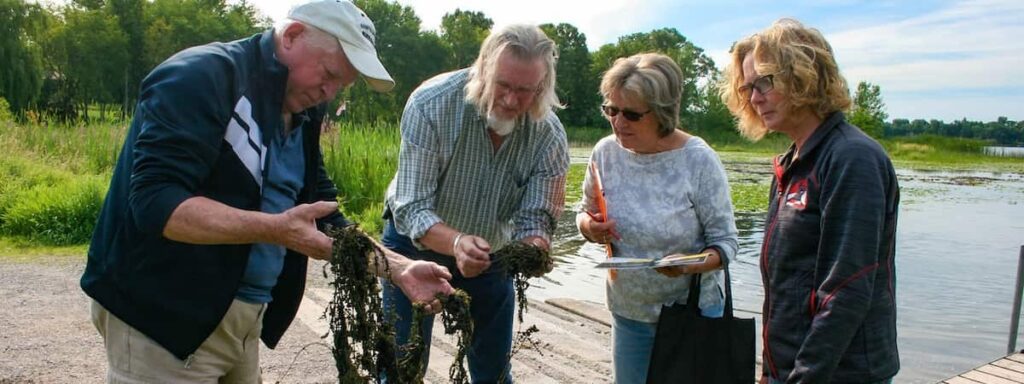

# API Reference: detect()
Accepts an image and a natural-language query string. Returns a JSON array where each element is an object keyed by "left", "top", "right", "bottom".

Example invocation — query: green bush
[
  {"left": 1, "top": 176, "right": 107, "bottom": 245},
  {"left": 0, "top": 156, "right": 72, "bottom": 222},
  {"left": 0, "top": 98, "right": 12, "bottom": 122}
]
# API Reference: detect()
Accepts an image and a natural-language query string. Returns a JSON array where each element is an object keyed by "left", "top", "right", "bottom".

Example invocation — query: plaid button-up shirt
[{"left": 385, "top": 69, "right": 569, "bottom": 250}]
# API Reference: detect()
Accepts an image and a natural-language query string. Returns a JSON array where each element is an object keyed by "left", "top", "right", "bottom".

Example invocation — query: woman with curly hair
[{"left": 720, "top": 19, "right": 900, "bottom": 383}]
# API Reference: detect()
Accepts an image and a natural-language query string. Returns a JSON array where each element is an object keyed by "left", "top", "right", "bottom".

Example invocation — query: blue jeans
[
  {"left": 381, "top": 220, "right": 515, "bottom": 383},
  {"left": 612, "top": 302, "right": 724, "bottom": 384}
]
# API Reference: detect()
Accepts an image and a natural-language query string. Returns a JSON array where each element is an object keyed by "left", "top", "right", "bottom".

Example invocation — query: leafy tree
[
  {"left": 886, "top": 118, "right": 909, "bottom": 136},
  {"left": 71, "top": 0, "right": 104, "bottom": 10},
  {"left": 0, "top": 0, "right": 45, "bottom": 114},
  {"left": 52, "top": 5, "right": 130, "bottom": 120},
  {"left": 688, "top": 74, "right": 741, "bottom": 142},
  {"left": 591, "top": 28, "right": 716, "bottom": 128},
  {"left": 348, "top": 0, "right": 449, "bottom": 123},
  {"left": 143, "top": 0, "right": 265, "bottom": 72},
  {"left": 440, "top": 9, "right": 491, "bottom": 68},
  {"left": 540, "top": 23, "right": 599, "bottom": 127},
  {"left": 107, "top": 0, "right": 145, "bottom": 116},
  {"left": 848, "top": 81, "right": 887, "bottom": 139}
]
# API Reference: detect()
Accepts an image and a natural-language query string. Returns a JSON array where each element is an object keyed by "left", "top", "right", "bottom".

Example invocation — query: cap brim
[{"left": 340, "top": 40, "right": 395, "bottom": 92}]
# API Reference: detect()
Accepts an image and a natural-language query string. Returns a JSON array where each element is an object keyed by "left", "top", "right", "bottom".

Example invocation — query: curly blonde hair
[{"left": 719, "top": 18, "right": 851, "bottom": 140}]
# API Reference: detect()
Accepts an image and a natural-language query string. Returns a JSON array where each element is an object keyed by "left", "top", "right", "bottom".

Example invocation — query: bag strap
[
  {"left": 722, "top": 259, "right": 736, "bottom": 320},
  {"left": 686, "top": 259, "right": 738, "bottom": 319},
  {"left": 686, "top": 272, "right": 702, "bottom": 315}
]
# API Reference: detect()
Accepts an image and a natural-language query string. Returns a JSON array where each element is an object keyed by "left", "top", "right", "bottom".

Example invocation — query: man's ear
[{"left": 280, "top": 22, "right": 307, "bottom": 51}]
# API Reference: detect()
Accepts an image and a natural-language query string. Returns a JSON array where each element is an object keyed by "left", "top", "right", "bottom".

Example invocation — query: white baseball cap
[{"left": 287, "top": 0, "right": 395, "bottom": 92}]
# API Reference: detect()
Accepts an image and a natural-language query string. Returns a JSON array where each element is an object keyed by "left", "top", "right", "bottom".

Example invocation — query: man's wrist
[
  {"left": 452, "top": 232, "right": 464, "bottom": 255},
  {"left": 385, "top": 251, "right": 408, "bottom": 281}
]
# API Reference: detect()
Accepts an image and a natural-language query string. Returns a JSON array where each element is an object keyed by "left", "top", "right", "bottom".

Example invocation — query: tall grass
[
  {"left": 0, "top": 119, "right": 126, "bottom": 175},
  {"left": 881, "top": 135, "right": 1023, "bottom": 171},
  {"left": 0, "top": 155, "right": 107, "bottom": 245},
  {"left": 0, "top": 112, "right": 1019, "bottom": 248},
  {"left": 565, "top": 126, "right": 610, "bottom": 147},
  {"left": 321, "top": 121, "right": 400, "bottom": 234}
]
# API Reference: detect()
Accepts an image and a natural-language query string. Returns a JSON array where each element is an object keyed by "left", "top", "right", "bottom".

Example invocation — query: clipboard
[{"left": 594, "top": 252, "right": 711, "bottom": 269}]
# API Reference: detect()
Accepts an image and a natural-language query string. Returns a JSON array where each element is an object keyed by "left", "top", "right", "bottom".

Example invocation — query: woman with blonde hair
[
  {"left": 577, "top": 52, "right": 738, "bottom": 383},
  {"left": 720, "top": 18, "right": 900, "bottom": 383}
]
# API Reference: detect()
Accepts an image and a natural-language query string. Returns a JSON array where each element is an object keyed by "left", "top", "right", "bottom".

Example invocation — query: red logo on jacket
[{"left": 785, "top": 179, "right": 808, "bottom": 210}]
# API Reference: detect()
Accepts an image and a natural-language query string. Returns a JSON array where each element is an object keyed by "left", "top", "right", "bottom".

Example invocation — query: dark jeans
[{"left": 381, "top": 220, "right": 515, "bottom": 383}]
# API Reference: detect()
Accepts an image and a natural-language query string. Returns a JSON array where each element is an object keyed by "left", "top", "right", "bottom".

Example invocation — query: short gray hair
[
  {"left": 275, "top": 19, "right": 341, "bottom": 53},
  {"left": 600, "top": 53, "right": 683, "bottom": 137},
  {"left": 464, "top": 24, "right": 563, "bottom": 121}
]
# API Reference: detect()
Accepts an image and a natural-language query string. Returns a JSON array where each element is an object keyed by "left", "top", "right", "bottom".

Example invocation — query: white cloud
[
  {"left": 827, "top": 0, "right": 1024, "bottom": 120},
  {"left": 885, "top": 93, "right": 1021, "bottom": 122}
]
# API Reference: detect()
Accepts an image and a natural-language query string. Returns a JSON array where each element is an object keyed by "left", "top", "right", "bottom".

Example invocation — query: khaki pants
[{"left": 91, "top": 299, "right": 265, "bottom": 384}]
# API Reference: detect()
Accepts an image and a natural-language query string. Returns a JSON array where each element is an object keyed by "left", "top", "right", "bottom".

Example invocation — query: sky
[{"left": 221, "top": 0, "right": 1024, "bottom": 122}]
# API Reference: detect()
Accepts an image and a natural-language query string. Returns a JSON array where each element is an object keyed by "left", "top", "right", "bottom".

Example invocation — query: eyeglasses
[
  {"left": 737, "top": 74, "right": 775, "bottom": 98},
  {"left": 601, "top": 105, "right": 651, "bottom": 122},
  {"left": 496, "top": 80, "right": 541, "bottom": 98}
]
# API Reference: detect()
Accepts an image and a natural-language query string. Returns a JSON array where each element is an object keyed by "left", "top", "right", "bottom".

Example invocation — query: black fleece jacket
[
  {"left": 760, "top": 112, "right": 900, "bottom": 383},
  {"left": 81, "top": 30, "right": 347, "bottom": 360}
]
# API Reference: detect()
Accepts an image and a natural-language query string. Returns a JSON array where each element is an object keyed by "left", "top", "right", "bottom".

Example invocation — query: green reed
[
  {"left": 321, "top": 121, "right": 401, "bottom": 234},
  {"left": 0, "top": 119, "right": 126, "bottom": 175}
]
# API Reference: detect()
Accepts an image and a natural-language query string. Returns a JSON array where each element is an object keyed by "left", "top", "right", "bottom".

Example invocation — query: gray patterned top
[
  {"left": 385, "top": 69, "right": 569, "bottom": 250},
  {"left": 580, "top": 135, "right": 738, "bottom": 323}
]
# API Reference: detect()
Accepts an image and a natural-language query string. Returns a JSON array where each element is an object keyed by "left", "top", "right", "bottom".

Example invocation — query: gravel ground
[
  {"left": 0, "top": 256, "right": 340, "bottom": 383},
  {"left": 0, "top": 257, "right": 614, "bottom": 383}
]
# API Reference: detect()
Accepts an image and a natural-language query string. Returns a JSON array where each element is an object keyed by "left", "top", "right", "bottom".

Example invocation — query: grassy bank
[{"left": 0, "top": 118, "right": 1019, "bottom": 253}]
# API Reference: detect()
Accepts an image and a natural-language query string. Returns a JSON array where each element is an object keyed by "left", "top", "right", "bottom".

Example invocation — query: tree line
[
  {"left": 0, "top": 0, "right": 733, "bottom": 135},
  {"left": 1, "top": 0, "right": 1021, "bottom": 146}
]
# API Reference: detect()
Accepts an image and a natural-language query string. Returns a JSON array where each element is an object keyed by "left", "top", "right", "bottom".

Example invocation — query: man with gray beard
[{"left": 381, "top": 24, "right": 569, "bottom": 382}]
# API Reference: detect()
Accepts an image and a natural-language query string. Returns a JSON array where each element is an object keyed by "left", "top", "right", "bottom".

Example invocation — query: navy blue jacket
[
  {"left": 761, "top": 112, "right": 900, "bottom": 383},
  {"left": 81, "top": 30, "right": 348, "bottom": 360}
]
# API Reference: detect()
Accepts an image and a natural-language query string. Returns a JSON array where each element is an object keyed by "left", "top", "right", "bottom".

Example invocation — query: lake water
[{"left": 526, "top": 164, "right": 1024, "bottom": 383}]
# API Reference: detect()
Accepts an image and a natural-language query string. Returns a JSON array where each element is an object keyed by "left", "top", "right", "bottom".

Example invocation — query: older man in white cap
[{"left": 81, "top": 1, "right": 453, "bottom": 382}]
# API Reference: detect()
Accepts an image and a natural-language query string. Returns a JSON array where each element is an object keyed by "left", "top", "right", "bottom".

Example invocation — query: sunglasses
[
  {"left": 601, "top": 105, "right": 651, "bottom": 122},
  {"left": 737, "top": 74, "right": 775, "bottom": 98}
]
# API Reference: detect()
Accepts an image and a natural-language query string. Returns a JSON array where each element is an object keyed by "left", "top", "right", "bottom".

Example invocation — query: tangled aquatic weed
[
  {"left": 492, "top": 242, "right": 553, "bottom": 384},
  {"left": 323, "top": 225, "right": 396, "bottom": 383},
  {"left": 493, "top": 242, "right": 553, "bottom": 322},
  {"left": 321, "top": 225, "right": 476, "bottom": 383}
]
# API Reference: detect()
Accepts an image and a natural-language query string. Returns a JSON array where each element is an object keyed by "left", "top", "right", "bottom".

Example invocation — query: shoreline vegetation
[{"left": 1, "top": 119, "right": 1021, "bottom": 256}]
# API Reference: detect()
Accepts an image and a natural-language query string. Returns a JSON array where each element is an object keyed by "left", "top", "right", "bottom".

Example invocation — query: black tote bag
[{"left": 646, "top": 263, "right": 755, "bottom": 384}]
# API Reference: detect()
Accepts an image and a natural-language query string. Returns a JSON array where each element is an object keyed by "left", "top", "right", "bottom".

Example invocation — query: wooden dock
[{"left": 944, "top": 353, "right": 1024, "bottom": 383}]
